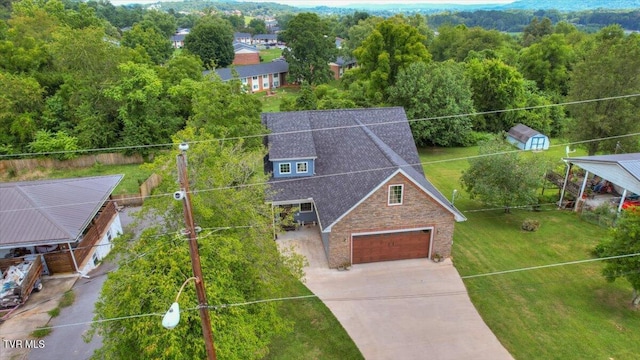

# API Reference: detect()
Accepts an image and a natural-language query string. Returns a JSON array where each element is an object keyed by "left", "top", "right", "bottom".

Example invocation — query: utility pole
[{"left": 176, "top": 143, "right": 217, "bottom": 360}]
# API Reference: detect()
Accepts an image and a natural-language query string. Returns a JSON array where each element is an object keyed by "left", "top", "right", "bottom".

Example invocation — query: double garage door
[{"left": 352, "top": 229, "right": 431, "bottom": 264}]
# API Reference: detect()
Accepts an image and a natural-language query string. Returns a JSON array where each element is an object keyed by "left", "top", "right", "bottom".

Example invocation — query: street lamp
[{"left": 162, "top": 277, "right": 197, "bottom": 330}]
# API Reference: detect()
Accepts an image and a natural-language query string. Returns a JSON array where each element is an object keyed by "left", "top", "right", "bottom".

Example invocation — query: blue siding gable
[{"left": 273, "top": 159, "right": 315, "bottom": 178}]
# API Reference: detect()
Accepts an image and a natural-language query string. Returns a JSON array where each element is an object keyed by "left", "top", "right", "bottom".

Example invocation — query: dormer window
[
  {"left": 279, "top": 163, "right": 291, "bottom": 174},
  {"left": 388, "top": 184, "right": 403, "bottom": 206},
  {"left": 296, "top": 162, "right": 308, "bottom": 173}
]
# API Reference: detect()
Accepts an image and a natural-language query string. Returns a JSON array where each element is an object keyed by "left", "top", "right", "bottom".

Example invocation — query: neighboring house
[
  {"left": 213, "top": 60, "right": 288, "bottom": 92},
  {"left": 253, "top": 34, "right": 278, "bottom": 46},
  {"left": 335, "top": 37, "right": 344, "bottom": 49},
  {"left": 507, "top": 123, "right": 550, "bottom": 151},
  {"left": 234, "top": 32, "right": 252, "bottom": 44},
  {"left": 329, "top": 56, "right": 357, "bottom": 80},
  {"left": 0, "top": 175, "right": 124, "bottom": 276},
  {"left": 262, "top": 107, "right": 466, "bottom": 268},
  {"left": 170, "top": 33, "right": 186, "bottom": 49},
  {"left": 233, "top": 42, "right": 260, "bottom": 65}
]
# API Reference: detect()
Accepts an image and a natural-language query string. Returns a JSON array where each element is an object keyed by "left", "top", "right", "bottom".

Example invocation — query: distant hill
[{"left": 323, "top": 0, "right": 640, "bottom": 12}]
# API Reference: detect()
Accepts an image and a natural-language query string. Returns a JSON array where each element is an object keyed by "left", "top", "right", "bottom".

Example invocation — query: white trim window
[
  {"left": 262, "top": 74, "right": 269, "bottom": 88},
  {"left": 300, "top": 202, "right": 313, "bottom": 213},
  {"left": 272, "top": 73, "right": 280, "bottom": 87},
  {"left": 296, "top": 161, "right": 308, "bottom": 173},
  {"left": 279, "top": 163, "right": 291, "bottom": 174},
  {"left": 252, "top": 76, "right": 259, "bottom": 91},
  {"left": 388, "top": 184, "right": 404, "bottom": 205}
]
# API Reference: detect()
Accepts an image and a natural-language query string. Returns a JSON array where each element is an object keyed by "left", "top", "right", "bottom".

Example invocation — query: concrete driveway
[{"left": 278, "top": 226, "right": 513, "bottom": 360}]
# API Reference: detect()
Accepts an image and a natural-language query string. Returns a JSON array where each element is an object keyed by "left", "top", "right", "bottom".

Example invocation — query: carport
[{"left": 560, "top": 153, "right": 640, "bottom": 212}]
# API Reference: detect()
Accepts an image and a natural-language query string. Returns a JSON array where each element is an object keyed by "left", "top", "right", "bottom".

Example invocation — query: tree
[
  {"left": 353, "top": 16, "right": 431, "bottom": 102},
  {"left": 281, "top": 13, "right": 337, "bottom": 85},
  {"left": 522, "top": 17, "right": 553, "bottom": 47},
  {"left": 0, "top": 71, "right": 43, "bottom": 150},
  {"left": 188, "top": 75, "right": 263, "bottom": 148},
  {"left": 140, "top": 9, "right": 177, "bottom": 38},
  {"left": 518, "top": 33, "right": 574, "bottom": 95},
  {"left": 247, "top": 18, "right": 266, "bottom": 35},
  {"left": 460, "top": 136, "right": 548, "bottom": 212},
  {"left": 28, "top": 129, "right": 79, "bottom": 160},
  {"left": 388, "top": 61, "right": 475, "bottom": 147},
  {"left": 465, "top": 57, "right": 527, "bottom": 133},
  {"left": 566, "top": 26, "right": 640, "bottom": 155},
  {"left": 90, "top": 130, "right": 303, "bottom": 359},
  {"left": 104, "top": 61, "right": 183, "bottom": 153},
  {"left": 121, "top": 23, "right": 173, "bottom": 65},
  {"left": 184, "top": 16, "right": 234, "bottom": 68},
  {"left": 595, "top": 209, "right": 640, "bottom": 306},
  {"left": 430, "top": 24, "right": 512, "bottom": 62}
]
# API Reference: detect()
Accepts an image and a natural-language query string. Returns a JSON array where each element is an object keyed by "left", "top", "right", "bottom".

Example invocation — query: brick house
[
  {"left": 262, "top": 108, "right": 466, "bottom": 268},
  {"left": 234, "top": 32, "right": 252, "bottom": 44},
  {"left": 329, "top": 56, "right": 357, "bottom": 80},
  {"left": 0, "top": 175, "right": 124, "bottom": 276},
  {"left": 252, "top": 34, "right": 278, "bottom": 46},
  {"left": 233, "top": 42, "right": 260, "bottom": 65},
  {"left": 213, "top": 60, "right": 288, "bottom": 92}
]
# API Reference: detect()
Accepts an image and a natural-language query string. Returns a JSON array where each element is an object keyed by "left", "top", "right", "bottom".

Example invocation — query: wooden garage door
[{"left": 352, "top": 230, "right": 431, "bottom": 264}]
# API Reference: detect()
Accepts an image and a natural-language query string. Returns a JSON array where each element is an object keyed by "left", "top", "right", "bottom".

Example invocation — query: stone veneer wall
[{"left": 327, "top": 173, "right": 455, "bottom": 268}]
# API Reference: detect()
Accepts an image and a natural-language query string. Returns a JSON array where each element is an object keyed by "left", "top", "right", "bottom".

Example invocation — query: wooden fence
[
  {"left": 111, "top": 173, "right": 162, "bottom": 206},
  {"left": 0, "top": 153, "right": 144, "bottom": 173}
]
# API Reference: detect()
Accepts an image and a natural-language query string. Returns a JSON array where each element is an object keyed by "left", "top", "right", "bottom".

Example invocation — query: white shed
[{"left": 506, "top": 124, "right": 549, "bottom": 151}]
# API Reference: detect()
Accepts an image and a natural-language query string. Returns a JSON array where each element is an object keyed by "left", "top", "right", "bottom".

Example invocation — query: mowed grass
[
  {"left": 267, "top": 281, "right": 363, "bottom": 359},
  {"left": 256, "top": 86, "right": 301, "bottom": 113},
  {"left": 420, "top": 144, "right": 640, "bottom": 359},
  {"left": 260, "top": 48, "right": 283, "bottom": 62},
  {"left": 7, "top": 163, "right": 152, "bottom": 195}
]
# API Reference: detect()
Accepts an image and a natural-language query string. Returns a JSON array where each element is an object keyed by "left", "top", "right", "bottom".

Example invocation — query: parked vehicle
[{"left": 0, "top": 255, "right": 44, "bottom": 321}]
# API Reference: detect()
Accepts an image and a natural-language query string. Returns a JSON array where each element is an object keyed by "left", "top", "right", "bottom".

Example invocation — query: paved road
[
  {"left": 28, "top": 207, "right": 141, "bottom": 360},
  {"left": 278, "top": 226, "right": 513, "bottom": 360}
]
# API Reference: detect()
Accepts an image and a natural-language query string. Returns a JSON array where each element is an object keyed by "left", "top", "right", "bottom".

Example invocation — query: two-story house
[
  {"left": 262, "top": 108, "right": 466, "bottom": 268},
  {"left": 213, "top": 60, "right": 288, "bottom": 92}
]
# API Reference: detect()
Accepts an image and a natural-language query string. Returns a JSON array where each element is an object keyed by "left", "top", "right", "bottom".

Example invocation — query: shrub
[
  {"left": 522, "top": 219, "right": 540, "bottom": 231},
  {"left": 28, "top": 130, "right": 80, "bottom": 160},
  {"left": 31, "top": 327, "right": 52, "bottom": 338}
]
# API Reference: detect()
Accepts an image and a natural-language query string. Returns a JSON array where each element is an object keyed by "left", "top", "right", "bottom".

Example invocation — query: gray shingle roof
[
  {"left": 508, "top": 123, "right": 543, "bottom": 143},
  {"left": 233, "top": 42, "right": 259, "bottom": 53},
  {"left": 214, "top": 60, "right": 288, "bottom": 81},
  {"left": 263, "top": 112, "right": 316, "bottom": 160},
  {"left": 254, "top": 34, "right": 277, "bottom": 40},
  {"left": 262, "top": 108, "right": 465, "bottom": 230},
  {"left": 0, "top": 175, "right": 122, "bottom": 248},
  {"left": 234, "top": 32, "right": 252, "bottom": 39}
]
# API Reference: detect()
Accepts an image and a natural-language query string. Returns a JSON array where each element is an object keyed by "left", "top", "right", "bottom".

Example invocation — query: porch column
[
  {"left": 558, "top": 162, "right": 572, "bottom": 208},
  {"left": 617, "top": 189, "right": 628, "bottom": 213},
  {"left": 67, "top": 241, "right": 80, "bottom": 273},
  {"left": 574, "top": 171, "right": 590, "bottom": 212}
]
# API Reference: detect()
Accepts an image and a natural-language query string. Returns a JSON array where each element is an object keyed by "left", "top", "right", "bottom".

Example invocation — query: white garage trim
[{"left": 350, "top": 227, "right": 434, "bottom": 264}]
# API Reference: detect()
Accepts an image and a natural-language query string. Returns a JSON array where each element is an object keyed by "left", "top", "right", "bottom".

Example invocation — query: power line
[
  {"left": 4, "top": 129, "right": 640, "bottom": 216},
  {"left": 1, "top": 93, "right": 639, "bottom": 159},
  {"left": 461, "top": 252, "right": 640, "bottom": 279}
]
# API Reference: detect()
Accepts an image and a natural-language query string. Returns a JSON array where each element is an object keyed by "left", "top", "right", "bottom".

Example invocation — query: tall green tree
[
  {"left": 247, "top": 18, "right": 266, "bottom": 35},
  {"left": 595, "top": 209, "right": 640, "bottom": 307},
  {"left": 465, "top": 57, "right": 527, "bottom": 132},
  {"left": 121, "top": 23, "right": 173, "bottom": 65},
  {"left": 140, "top": 9, "right": 177, "bottom": 38},
  {"left": 460, "top": 136, "right": 548, "bottom": 212},
  {"left": 184, "top": 16, "right": 234, "bottom": 68},
  {"left": 281, "top": 13, "right": 336, "bottom": 85},
  {"left": 522, "top": 17, "right": 553, "bottom": 47},
  {"left": 91, "top": 130, "right": 303, "bottom": 359},
  {"left": 0, "top": 71, "right": 43, "bottom": 149},
  {"left": 104, "top": 61, "right": 182, "bottom": 153},
  {"left": 566, "top": 26, "right": 640, "bottom": 155},
  {"left": 189, "top": 75, "right": 263, "bottom": 148},
  {"left": 388, "top": 61, "right": 475, "bottom": 147},
  {"left": 519, "top": 33, "right": 574, "bottom": 95},
  {"left": 353, "top": 16, "right": 431, "bottom": 102}
]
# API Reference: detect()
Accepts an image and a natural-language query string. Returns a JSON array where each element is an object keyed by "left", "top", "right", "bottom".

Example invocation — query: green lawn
[
  {"left": 420, "top": 145, "right": 640, "bottom": 359},
  {"left": 260, "top": 48, "right": 283, "bottom": 62},
  {"left": 267, "top": 281, "right": 363, "bottom": 359},
  {"left": 256, "top": 86, "right": 301, "bottom": 113},
  {"left": 9, "top": 163, "right": 152, "bottom": 195}
]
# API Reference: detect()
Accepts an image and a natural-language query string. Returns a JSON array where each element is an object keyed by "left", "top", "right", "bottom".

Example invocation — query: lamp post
[{"left": 172, "top": 142, "right": 217, "bottom": 360}]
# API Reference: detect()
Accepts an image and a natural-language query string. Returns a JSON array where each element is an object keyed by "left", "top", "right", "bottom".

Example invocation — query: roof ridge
[
  {"left": 14, "top": 185, "right": 74, "bottom": 239},
  {"left": 353, "top": 118, "right": 406, "bottom": 168}
]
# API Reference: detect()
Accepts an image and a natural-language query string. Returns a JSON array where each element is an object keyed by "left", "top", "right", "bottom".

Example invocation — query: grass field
[
  {"left": 260, "top": 48, "right": 283, "bottom": 62},
  {"left": 420, "top": 144, "right": 640, "bottom": 359},
  {"left": 6, "top": 163, "right": 152, "bottom": 195},
  {"left": 257, "top": 86, "right": 301, "bottom": 112},
  {"left": 266, "top": 281, "right": 363, "bottom": 359}
]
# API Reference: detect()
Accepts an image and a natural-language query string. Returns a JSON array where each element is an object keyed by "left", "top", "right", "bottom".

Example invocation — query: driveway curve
[{"left": 278, "top": 226, "right": 512, "bottom": 360}]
